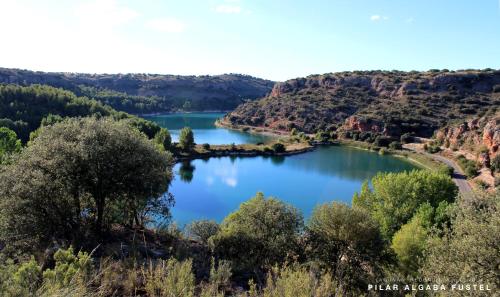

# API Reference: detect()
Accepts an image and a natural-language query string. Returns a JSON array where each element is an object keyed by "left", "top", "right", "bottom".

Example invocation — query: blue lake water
[
  {"left": 144, "top": 113, "right": 416, "bottom": 226},
  {"left": 144, "top": 113, "right": 271, "bottom": 145}
]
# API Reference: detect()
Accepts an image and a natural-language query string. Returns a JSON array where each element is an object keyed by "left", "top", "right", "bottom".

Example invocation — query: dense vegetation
[
  {"left": 0, "top": 84, "right": 162, "bottom": 142},
  {"left": 224, "top": 69, "right": 500, "bottom": 139},
  {"left": 0, "top": 68, "right": 275, "bottom": 113}
]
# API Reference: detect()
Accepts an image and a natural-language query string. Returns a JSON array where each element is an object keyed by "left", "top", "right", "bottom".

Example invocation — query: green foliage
[
  {"left": 422, "top": 193, "right": 500, "bottom": 294},
  {"left": 437, "top": 164, "right": 454, "bottom": 176},
  {"left": 315, "top": 130, "right": 330, "bottom": 142},
  {"left": 210, "top": 192, "right": 303, "bottom": 274},
  {"left": 0, "top": 127, "right": 21, "bottom": 164},
  {"left": 306, "top": 202, "right": 386, "bottom": 293},
  {"left": 0, "top": 257, "right": 42, "bottom": 297},
  {"left": 185, "top": 220, "right": 220, "bottom": 243},
  {"left": 42, "top": 247, "right": 92, "bottom": 289},
  {"left": 0, "top": 84, "right": 163, "bottom": 142},
  {"left": 353, "top": 170, "right": 457, "bottom": 238},
  {"left": 143, "top": 258, "right": 195, "bottom": 297},
  {"left": 271, "top": 142, "right": 286, "bottom": 153},
  {"left": 457, "top": 155, "right": 479, "bottom": 178},
  {"left": 179, "top": 127, "right": 195, "bottom": 150},
  {"left": 0, "top": 118, "right": 174, "bottom": 251},
  {"left": 153, "top": 128, "right": 172, "bottom": 151},
  {"left": 424, "top": 142, "right": 441, "bottom": 153},
  {"left": 490, "top": 154, "right": 500, "bottom": 173},
  {"left": 391, "top": 210, "right": 429, "bottom": 274},
  {"left": 262, "top": 265, "right": 335, "bottom": 297}
]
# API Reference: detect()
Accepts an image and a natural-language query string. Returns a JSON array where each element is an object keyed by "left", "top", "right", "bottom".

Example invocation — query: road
[{"left": 404, "top": 145, "right": 474, "bottom": 200}]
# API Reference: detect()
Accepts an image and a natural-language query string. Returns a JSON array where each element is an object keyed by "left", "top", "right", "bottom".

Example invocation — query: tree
[
  {"left": 183, "top": 100, "right": 192, "bottom": 111},
  {"left": 421, "top": 193, "right": 500, "bottom": 294},
  {"left": 154, "top": 128, "right": 172, "bottom": 150},
  {"left": 0, "top": 127, "right": 21, "bottom": 163},
  {"left": 306, "top": 202, "right": 387, "bottom": 294},
  {"left": 353, "top": 170, "right": 457, "bottom": 238},
  {"left": 271, "top": 143, "right": 285, "bottom": 153},
  {"left": 0, "top": 117, "right": 174, "bottom": 251},
  {"left": 210, "top": 193, "right": 303, "bottom": 277},
  {"left": 179, "top": 127, "right": 195, "bottom": 150},
  {"left": 185, "top": 220, "right": 220, "bottom": 244}
]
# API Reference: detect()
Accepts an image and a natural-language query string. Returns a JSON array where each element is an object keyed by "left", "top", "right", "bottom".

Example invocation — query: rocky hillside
[
  {"left": 224, "top": 70, "right": 500, "bottom": 138},
  {"left": 437, "top": 112, "right": 499, "bottom": 165},
  {"left": 0, "top": 68, "right": 274, "bottom": 113}
]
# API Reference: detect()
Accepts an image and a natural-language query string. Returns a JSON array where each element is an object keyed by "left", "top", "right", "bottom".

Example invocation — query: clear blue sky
[{"left": 0, "top": 0, "right": 499, "bottom": 81}]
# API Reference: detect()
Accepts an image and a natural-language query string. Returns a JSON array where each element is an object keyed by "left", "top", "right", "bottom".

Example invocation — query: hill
[
  {"left": 224, "top": 69, "right": 500, "bottom": 139},
  {"left": 0, "top": 68, "right": 275, "bottom": 113},
  {"left": 0, "top": 84, "right": 161, "bottom": 142}
]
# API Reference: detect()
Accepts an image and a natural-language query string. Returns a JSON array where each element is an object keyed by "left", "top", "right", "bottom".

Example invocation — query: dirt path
[{"left": 404, "top": 144, "right": 474, "bottom": 200}]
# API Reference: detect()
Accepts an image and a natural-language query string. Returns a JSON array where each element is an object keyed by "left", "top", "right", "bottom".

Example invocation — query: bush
[
  {"left": 202, "top": 143, "right": 211, "bottom": 150},
  {"left": 389, "top": 141, "right": 403, "bottom": 150},
  {"left": 437, "top": 164, "right": 454, "bottom": 176},
  {"left": 262, "top": 265, "right": 335, "bottom": 297},
  {"left": 353, "top": 170, "right": 457, "bottom": 238},
  {"left": 307, "top": 202, "right": 386, "bottom": 293},
  {"left": 179, "top": 127, "right": 195, "bottom": 150},
  {"left": 210, "top": 192, "right": 303, "bottom": 274},
  {"left": 153, "top": 128, "right": 172, "bottom": 151},
  {"left": 490, "top": 154, "right": 500, "bottom": 173},
  {"left": 457, "top": 155, "right": 479, "bottom": 178},
  {"left": 185, "top": 220, "right": 220, "bottom": 243},
  {"left": 143, "top": 258, "right": 195, "bottom": 297},
  {"left": 272, "top": 143, "right": 286, "bottom": 153}
]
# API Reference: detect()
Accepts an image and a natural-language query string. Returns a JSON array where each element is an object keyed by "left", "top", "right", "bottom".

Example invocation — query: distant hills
[
  {"left": 0, "top": 68, "right": 275, "bottom": 114},
  {"left": 224, "top": 69, "right": 500, "bottom": 138}
]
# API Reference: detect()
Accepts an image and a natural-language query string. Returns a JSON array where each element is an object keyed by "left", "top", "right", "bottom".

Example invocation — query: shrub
[
  {"left": 437, "top": 164, "right": 454, "bottom": 176},
  {"left": 272, "top": 143, "right": 286, "bottom": 153},
  {"left": 185, "top": 220, "right": 220, "bottom": 243},
  {"left": 210, "top": 193, "right": 303, "bottom": 274},
  {"left": 179, "top": 127, "right": 195, "bottom": 150},
  {"left": 389, "top": 141, "right": 403, "bottom": 150},
  {"left": 457, "top": 155, "right": 479, "bottom": 178},
  {"left": 153, "top": 128, "right": 172, "bottom": 150},
  {"left": 307, "top": 202, "right": 386, "bottom": 293},
  {"left": 490, "top": 154, "right": 500, "bottom": 173},
  {"left": 42, "top": 247, "right": 93, "bottom": 290},
  {"left": 352, "top": 170, "right": 457, "bottom": 238},
  {"left": 262, "top": 265, "right": 335, "bottom": 297},
  {"left": 143, "top": 258, "right": 195, "bottom": 297},
  {"left": 202, "top": 143, "right": 211, "bottom": 150}
]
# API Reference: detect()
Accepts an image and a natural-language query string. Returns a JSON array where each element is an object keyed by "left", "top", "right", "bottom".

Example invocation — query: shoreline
[
  {"left": 138, "top": 110, "right": 231, "bottom": 117},
  {"left": 214, "top": 120, "right": 441, "bottom": 170}
]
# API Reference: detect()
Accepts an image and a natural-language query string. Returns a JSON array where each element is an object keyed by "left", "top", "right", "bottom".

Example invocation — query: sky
[{"left": 0, "top": 0, "right": 499, "bottom": 81}]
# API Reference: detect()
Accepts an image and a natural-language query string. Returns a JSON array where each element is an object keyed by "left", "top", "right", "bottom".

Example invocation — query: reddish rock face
[
  {"left": 483, "top": 118, "right": 500, "bottom": 155},
  {"left": 343, "top": 116, "right": 383, "bottom": 133},
  {"left": 439, "top": 113, "right": 499, "bottom": 167}
]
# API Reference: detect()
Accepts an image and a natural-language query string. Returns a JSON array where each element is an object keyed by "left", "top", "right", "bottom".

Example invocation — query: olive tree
[{"left": 0, "top": 117, "right": 174, "bottom": 251}]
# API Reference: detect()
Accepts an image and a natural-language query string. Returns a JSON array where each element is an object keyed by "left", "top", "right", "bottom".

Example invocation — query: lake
[
  {"left": 145, "top": 113, "right": 417, "bottom": 226},
  {"left": 144, "top": 112, "right": 271, "bottom": 145}
]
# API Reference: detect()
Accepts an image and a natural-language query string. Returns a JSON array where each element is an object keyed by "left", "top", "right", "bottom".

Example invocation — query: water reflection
[
  {"left": 178, "top": 161, "right": 195, "bottom": 183},
  {"left": 169, "top": 145, "right": 416, "bottom": 225}
]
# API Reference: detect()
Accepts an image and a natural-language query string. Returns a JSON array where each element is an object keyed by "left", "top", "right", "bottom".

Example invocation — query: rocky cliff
[{"left": 225, "top": 70, "right": 500, "bottom": 138}]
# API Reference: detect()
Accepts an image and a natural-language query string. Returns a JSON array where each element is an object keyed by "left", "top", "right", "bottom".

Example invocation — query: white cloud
[
  {"left": 224, "top": 178, "right": 237, "bottom": 187},
  {"left": 370, "top": 15, "right": 388, "bottom": 21},
  {"left": 146, "top": 18, "right": 185, "bottom": 33},
  {"left": 215, "top": 5, "right": 242, "bottom": 14}
]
